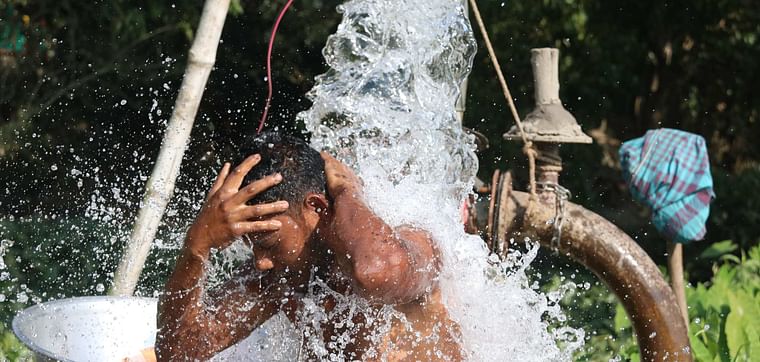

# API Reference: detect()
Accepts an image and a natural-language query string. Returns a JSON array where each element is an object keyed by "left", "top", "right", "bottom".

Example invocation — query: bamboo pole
[{"left": 111, "top": 0, "right": 231, "bottom": 296}]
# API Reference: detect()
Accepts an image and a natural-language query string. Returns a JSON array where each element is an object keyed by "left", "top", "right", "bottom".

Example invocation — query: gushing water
[{"left": 297, "top": 0, "right": 584, "bottom": 360}]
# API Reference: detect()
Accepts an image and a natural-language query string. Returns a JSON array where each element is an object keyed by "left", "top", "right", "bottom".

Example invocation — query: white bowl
[{"left": 12, "top": 296, "right": 157, "bottom": 362}]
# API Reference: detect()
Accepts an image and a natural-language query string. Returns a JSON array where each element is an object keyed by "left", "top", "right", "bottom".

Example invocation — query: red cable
[{"left": 257, "top": 0, "right": 295, "bottom": 134}]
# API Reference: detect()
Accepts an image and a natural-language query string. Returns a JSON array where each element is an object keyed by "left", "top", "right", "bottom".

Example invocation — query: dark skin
[{"left": 155, "top": 153, "right": 463, "bottom": 361}]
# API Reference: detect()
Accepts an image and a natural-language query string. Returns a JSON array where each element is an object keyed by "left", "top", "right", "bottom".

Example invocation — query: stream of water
[{"left": 295, "top": 0, "right": 584, "bottom": 359}]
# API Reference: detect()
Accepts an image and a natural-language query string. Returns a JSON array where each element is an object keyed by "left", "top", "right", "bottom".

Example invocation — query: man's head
[
  {"left": 238, "top": 132, "right": 327, "bottom": 208},
  {"left": 235, "top": 132, "right": 330, "bottom": 271}
]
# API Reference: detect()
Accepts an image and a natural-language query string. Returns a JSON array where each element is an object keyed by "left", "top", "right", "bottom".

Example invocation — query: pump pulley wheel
[{"left": 486, "top": 169, "right": 514, "bottom": 258}]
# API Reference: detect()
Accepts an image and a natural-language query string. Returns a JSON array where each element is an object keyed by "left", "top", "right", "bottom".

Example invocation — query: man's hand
[
  {"left": 158, "top": 155, "right": 289, "bottom": 361},
  {"left": 321, "top": 152, "right": 363, "bottom": 198},
  {"left": 186, "top": 154, "right": 289, "bottom": 258}
]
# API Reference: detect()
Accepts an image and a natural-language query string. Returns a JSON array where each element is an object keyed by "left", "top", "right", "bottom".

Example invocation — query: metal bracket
[{"left": 536, "top": 181, "right": 571, "bottom": 252}]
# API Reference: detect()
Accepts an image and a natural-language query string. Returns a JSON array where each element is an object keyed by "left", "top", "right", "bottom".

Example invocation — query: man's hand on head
[
  {"left": 186, "top": 154, "right": 289, "bottom": 259},
  {"left": 321, "top": 152, "right": 363, "bottom": 198}
]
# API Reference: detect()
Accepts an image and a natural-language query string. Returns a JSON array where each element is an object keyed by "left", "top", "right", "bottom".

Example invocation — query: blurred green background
[{"left": 1, "top": 0, "right": 759, "bottom": 360}]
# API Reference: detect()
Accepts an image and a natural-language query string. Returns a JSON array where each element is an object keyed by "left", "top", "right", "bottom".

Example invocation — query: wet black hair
[{"left": 235, "top": 132, "right": 326, "bottom": 211}]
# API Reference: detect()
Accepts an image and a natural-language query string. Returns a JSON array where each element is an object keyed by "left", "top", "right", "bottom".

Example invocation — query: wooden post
[
  {"left": 668, "top": 241, "right": 690, "bottom": 329},
  {"left": 111, "top": 0, "right": 231, "bottom": 296}
]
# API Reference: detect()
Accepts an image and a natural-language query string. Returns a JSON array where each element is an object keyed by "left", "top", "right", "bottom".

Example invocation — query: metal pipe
[
  {"left": 533, "top": 142, "right": 562, "bottom": 205},
  {"left": 505, "top": 191, "right": 692, "bottom": 361}
]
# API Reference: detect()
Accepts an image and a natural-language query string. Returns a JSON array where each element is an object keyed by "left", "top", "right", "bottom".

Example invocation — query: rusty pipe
[{"left": 505, "top": 191, "right": 692, "bottom": 361}]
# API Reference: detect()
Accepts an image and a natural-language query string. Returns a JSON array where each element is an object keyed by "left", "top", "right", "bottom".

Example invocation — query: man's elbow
[
  {"left": 155, "top": 310, "right": 216, "bottom": 361},
  {"left": 353, "top": 252, "right": 436, "bottom": 304},
  {"left": 155, "top": 330, "right": 183, "bottom": 361},
  {"left": 155, "top": 327, "right": 216, "bottom": 362}
]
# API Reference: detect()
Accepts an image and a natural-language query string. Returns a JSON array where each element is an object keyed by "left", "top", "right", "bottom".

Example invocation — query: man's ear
[{"left": 304, "top": 193, "right": 330, "bottom": 217}]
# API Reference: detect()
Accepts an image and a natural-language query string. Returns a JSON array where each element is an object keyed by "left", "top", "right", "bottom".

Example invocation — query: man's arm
[
  {"left": 156, "top": 252, "right": 282, "bottom": 360},
  {"left": 321, "top": 153, "right": 440, "bottom": 305},
  {"left": 155, "top": 156, "right": 289, "bottom": 361}
]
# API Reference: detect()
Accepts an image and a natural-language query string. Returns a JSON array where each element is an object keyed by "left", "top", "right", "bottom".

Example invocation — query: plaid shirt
[{"left": 619, "top": 128, "right": 715, "bottom": 244}]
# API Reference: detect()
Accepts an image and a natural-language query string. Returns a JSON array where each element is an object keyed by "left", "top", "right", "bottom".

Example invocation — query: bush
[{"left": 688, "top": 243, "right": 760, "bottom": 361}]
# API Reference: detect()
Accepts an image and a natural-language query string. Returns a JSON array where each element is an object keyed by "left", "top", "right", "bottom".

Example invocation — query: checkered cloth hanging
[{"left": 619, "top": 128, "right": 715, "bottom": 244}]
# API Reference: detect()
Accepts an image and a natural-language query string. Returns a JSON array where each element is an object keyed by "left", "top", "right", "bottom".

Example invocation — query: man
[{"left": 155, "top": 133, "right": 463, "bottom": 361}]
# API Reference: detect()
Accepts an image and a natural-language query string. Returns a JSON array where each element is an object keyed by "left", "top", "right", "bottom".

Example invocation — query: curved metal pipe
[{"left": 505, "top": 191, "right": 692, "bottom": 361}]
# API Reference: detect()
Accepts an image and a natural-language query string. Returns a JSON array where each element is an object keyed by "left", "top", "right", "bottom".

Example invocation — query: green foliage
[
  {"left": 544, "top": 271, "right": 640, "bottom": 361},
  {"left": 0, "top": 216, "right": 183, "bottom": 327},
  {"left": 688, "top": 243, "right": 760, "bottom": 361},
  {"left": 0, "top": 0, "right": 342, "bottom": 217},
  {"left": 0, "top": 217, "right": 124, "bottom": 325},
  {"left": 0, "top": 326, "right": 31, "bottom": 361},
  {"left": 698, "top": 240, "right": 738, "bottom": 261}
]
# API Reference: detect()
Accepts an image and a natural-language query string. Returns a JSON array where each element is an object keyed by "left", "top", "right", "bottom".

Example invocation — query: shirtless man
[{"left": 155, "top": 133, "right": 463, "bottom": 361}]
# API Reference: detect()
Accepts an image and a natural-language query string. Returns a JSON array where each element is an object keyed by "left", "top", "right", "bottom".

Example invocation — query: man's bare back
[{"left": 155, "top": 134, "right": 463, "bottom": 360}]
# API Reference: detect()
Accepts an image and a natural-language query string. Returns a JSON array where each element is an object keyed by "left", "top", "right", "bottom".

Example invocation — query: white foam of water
[{"left": 297, "top": 0, "right": 584, "bottom": 359}]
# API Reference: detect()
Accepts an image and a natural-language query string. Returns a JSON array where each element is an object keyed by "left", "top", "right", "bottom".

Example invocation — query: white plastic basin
[{"left": 12, "top": 296, "right": 157, "bottom": 362}]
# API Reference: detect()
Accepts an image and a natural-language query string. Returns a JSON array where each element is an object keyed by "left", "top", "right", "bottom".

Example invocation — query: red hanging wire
[{"left": 257, "top": 0, "right": 295, "bottom": 134}]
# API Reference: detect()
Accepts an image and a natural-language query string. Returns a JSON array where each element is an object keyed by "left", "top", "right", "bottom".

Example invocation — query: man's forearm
[
  {"left": 156, "top": 238, "right": 211, "bottom": 360},
  {"left": 164, "top": 245, "right": 207, "bottom": 300},
  {"left": 156, "top": 234, "right": 280, "bottom": 361},
  {"left": 160, "top": 231, "right": 210, "bottom": 326}
]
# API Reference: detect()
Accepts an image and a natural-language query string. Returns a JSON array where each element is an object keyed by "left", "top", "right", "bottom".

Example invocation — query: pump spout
[{"left": 505, "top": 191, "right": 692, "bottom": 361}]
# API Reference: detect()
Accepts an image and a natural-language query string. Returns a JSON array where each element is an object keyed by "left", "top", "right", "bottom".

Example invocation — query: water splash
[
  {"left": 0, "top": 65, "right": 210, "bottom": 307},
  {"left": 298, "top": 0, "right": 584, "bottom": 359}
]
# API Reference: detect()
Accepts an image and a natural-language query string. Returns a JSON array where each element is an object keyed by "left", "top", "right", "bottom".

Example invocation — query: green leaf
[
  {"left": 620, "top": 341, "right": 640, "bottom": 362},
  {"left": 229, "top": 0, "right": 244, "bottom": 16},
  {"left": 614, "top": 303, "right": 631, "bottom": 332},
  {"left": 725, "top": 291, "right": 760, "bottom": 361},
  {"left": 689, "top": 335, "right": 713, "bottom": 362},
  {"left": 719, "top": 254, "right": 741, "bottom": 264},
  {"left": 700, "top": 240, "right": 738, "bottom": 260}
]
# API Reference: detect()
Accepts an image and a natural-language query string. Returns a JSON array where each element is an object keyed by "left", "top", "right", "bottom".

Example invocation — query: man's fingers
[
  {"left": 320, "top": 152, "right": 340, "bottom": 179},
  {"left": 232, "top": 220, "right": 282, "bottom": 236},
  {"left": 320, "top": 151, "right": 340, "bottom": 168},
  {"left": 230, "top": 173, "right": 283, "bottom": 204},
  {"left": 208, "top": 163, "right": 231, "bottom": 197},
  {"left": 224, "top": 154, "right": 261, "bottom": 190},
  {"left": 240, "top": 201, "right": 289, "bottom": 220}
]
